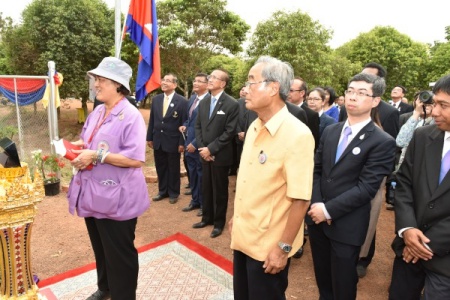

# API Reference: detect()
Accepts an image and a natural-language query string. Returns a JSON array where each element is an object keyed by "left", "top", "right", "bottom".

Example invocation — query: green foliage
[
  {"left": 425, "top": 40, "right": 450, "bottom": 85},
  {"left": 203, "top": 55, "right": 248, "bottom": 97},
  {"left": 247, "top": 10, "right": 340, "bottom": 89},
  {"left": 2, "top": 0, "right": 115, "bottom": 98},
  {"left": 156, "top": 0, "right": 250, "bottom": 97},
  {"left": 336, "top": 26, "right": 430, "bottom": 99},
  {"left": 0, "top": 125, "right": 18, "bottom": 140}
]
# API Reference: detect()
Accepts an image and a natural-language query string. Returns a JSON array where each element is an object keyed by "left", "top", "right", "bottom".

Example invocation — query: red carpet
[{"left": 38, "top": 233, "right": 233, "bottom": 299}]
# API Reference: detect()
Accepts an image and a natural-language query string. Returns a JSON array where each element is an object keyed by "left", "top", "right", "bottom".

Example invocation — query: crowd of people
[{"left": 67, "top": 55, "right": 450, "bottom": 300}]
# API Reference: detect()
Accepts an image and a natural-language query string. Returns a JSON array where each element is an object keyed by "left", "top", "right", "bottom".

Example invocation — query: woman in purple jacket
[{"left": 67, "top": 57, "right": 149, "bottom": 300}]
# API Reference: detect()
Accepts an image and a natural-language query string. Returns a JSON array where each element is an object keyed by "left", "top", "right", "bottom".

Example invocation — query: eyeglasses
[
  {"left": 307, "top": 97, "right": 322, "bottom": 101},
  {"left": 192, "top": 80, "right": 207, "bottom": 84},
  {"left": 344, "top": 89, "right": 375, "bottom": 98},
  {"left": 245, "top": 80, "right": 269, "bottom": 88},
  {"left": 207, "top": 75, "right": 224, "bottom": 81},
  {"left": 289, "top": 89, "right": 302, "bottom": 93},
  {"left": 161, "top": 78, "right": 174, "bottom": 83}
]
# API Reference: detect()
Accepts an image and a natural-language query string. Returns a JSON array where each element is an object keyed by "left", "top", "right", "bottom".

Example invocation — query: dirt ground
[{"left": 30, "top": 103, "right": 397, "bottom": 299}]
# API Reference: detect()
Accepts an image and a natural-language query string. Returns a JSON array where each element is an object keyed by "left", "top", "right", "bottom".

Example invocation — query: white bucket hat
[{"left": 87, "top": 57, "right": 132, "bottom": 92}]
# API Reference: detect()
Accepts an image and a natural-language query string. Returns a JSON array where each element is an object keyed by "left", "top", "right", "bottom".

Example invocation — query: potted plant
[{"left": 31, "top": 149, "right": 65, "bottom": 196}]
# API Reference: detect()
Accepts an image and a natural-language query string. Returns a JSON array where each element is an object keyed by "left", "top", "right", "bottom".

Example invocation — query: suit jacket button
[
  {"left": 161, "top": 130, "right": 163, "bottom": 132},
  {"left": 428, "top": 203, "right": 435, "bottom": 209}
]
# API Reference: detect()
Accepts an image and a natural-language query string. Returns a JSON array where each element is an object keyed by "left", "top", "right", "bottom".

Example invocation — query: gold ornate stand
[{"left": 0, "top": 165, "right": 44, "bottom": 299}]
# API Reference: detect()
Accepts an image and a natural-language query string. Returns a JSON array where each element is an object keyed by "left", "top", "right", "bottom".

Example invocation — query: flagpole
[{"left": 115, "top": 0, "right": 121, "bottom": 58}]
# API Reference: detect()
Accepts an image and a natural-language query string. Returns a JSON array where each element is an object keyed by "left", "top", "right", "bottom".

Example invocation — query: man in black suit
[
  {"left": 390, "top": 85, "right": 414, "bottom": 115},
  {"left": 179, "top": 73, "right": 209, "bottom": 216},
  {"left": 288, "top": 77, "right": 320, "bottom": 150},
  {"left": 147, "top": 74, "right": 188, "bottom": 203},
  {"left": 307, "top": 73, "right": 396, "bottom": 299},
  {"left": 193, "top": 69, "right": 239, "bottom": 238},
  {"left": 389, "top": 74, "right": 450, "bottom": 299},
  {"left": 339, "top": 62, "right": 400, "bottom": 277}
]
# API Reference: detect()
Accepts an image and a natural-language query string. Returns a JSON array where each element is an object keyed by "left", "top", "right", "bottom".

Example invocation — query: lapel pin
[
  {"left": 172, "top": 111, "right": 178, "bottom": 118},
  {"left": 359, "top": 134, "right": 365, "bottom": 140},
  {"left": 352, "top": 147, "right": 361, "bottom": 155},
  {"left": 258, "top": 150, "right": 267, "bottom": 164},
  {"left": 170, "top": 103, "right": 174, "bottom": 107}
]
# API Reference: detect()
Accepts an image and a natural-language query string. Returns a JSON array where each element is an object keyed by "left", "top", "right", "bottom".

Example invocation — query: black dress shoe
[
  {"left": 182, "top": 204, "right": 200, "bottom": 212},
  {"left": 196, "top": 209, "right": 203, "bottom": 217},
  {"left": 210, "top": 228, "right": 223, "bottom": 238},
  {"left": 292, "top": 247, "right": 304, "bottom": 259},
  {"left": 357, "top": 264, "right": 367, "bottom": 278},
  {"left": 152, "top": 194, "right": 168, "bottom": 201},
  {"left": 184, "top": 190, "right": 192, "bottom": 195},
  {"left": 86, "top": 289, "right": 111, "bottom": 300},
  {"left": 169, "top": 197, "right": 178, "bottom": 204},
  {"left": 192, "top": 221, "right": 208, "bottom": 229}
]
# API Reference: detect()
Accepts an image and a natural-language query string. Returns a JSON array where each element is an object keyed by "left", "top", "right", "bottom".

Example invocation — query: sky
[{"left": 2, "top": 0, "right": 449, "bottom": 48}]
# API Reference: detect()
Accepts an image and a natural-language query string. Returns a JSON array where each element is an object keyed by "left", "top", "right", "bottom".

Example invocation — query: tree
[
  {"left": 246, "top": 10, "right": 347, "bottom": 89},
  {"left": 336, "top": 26, "right": 430, "bottom": 99},
  {"left": 425, "top": 26, "right": 450, "bottom": 85},
  {"left": 203, "top": 54, "right": 248, "bottom": 98},
  {"left": 157, "top": 0, "right": 250, "bottom": 97},
  {"left": 2, "top": 0, "right": 115, "bottom": 98}
]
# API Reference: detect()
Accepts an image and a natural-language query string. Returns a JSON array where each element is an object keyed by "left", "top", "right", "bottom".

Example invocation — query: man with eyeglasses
[
  {"left": 338, "top": 62, "right": 400, "bottom": 278},
  {"left": 179, "top": 73, "right": 209, "bottom": 216},
  {"left": 147, "top": 74, "right": 188, "bottom": 204},
  {"left": 193, "top": 69, "right": 239, "bottom": 239},
  {"left": 307, "top": 73, "right": 396, "bottom": 299},
  {"left": 229, "top": 56, "right": 314, "bottom": 299},
  {"left": 288, "top": 77, "right": 320, "bottom": 150}
]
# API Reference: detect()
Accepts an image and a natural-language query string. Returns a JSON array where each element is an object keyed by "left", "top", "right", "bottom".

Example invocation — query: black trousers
[
  {"left": 389, "top": 256, "right": 425, "bottom": 300},
  {"left": 154, "top": 148, "right": 180, "bottom": 198},
  {"left": 233, "top": 250, "right": 290, "bottom": 300},
  {"left": 309, "top": 223, "right": 360, "bottom": 300},
  {"left": 85, "top": 217, "right": 138, "bottom": 300},
  {"left": 201, "top": 163, "right": 229, "bottom": 229}
]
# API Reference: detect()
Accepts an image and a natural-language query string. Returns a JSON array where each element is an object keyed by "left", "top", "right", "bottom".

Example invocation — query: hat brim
[{"left": 87, "top": 68, "right": 131, "bottom": 93}]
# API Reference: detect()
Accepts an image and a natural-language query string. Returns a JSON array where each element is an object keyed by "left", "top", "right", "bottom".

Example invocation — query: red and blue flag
[{"left": 125, "top": 0, "right": 161, "bottom": 101}]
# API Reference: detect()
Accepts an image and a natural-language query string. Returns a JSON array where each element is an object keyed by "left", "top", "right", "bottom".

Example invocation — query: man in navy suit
[
  {"left": 179, "top": 73, "right": 209, "bottom": 215},
  {"left": 389, "top": 74, "right": 450, "bottom": 299},
  {"left": 147, "top": 74, "right": 188, "bottom": 203},
  {"left": 307, "top": 73, "right": 396, "bottom": 299},
  {"left": 193, "top": 69, "right": 239, "bottom": 238}
]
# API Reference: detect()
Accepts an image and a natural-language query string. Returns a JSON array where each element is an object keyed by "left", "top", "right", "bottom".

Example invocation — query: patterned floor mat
[{"left": 38, "top": 233, "right": 233, "bottom": 299}]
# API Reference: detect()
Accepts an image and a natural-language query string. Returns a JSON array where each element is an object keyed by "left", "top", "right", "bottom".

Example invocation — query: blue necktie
[
  {"left": 439, "top": 149, "right": 450, "bottom": 184},
  {"left": 335, "top": 126, "right": 352, "bottom": 162},
  {"left": 209, "top": 97, "right": 217, "bottom": 118}
]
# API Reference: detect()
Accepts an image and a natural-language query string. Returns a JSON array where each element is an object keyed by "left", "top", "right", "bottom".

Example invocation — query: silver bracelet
[{"left": 101, "top": 151, "right": 110, "bottom": 164}]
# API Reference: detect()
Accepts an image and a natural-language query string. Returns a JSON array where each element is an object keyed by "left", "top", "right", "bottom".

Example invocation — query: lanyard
[{"left": 87, "top": 98, "right": 124, "bottom": 145}]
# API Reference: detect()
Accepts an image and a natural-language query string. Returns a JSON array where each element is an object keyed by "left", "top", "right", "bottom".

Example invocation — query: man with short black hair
[
  {"left": 389, "top": 74, "right": 450, "bottom": 299},
  {"left": 308, "top": 73, "right": 396, "bottom": 299}
]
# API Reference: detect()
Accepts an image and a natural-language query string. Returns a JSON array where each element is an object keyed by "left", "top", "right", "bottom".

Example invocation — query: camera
[{"left": 418, "top": 91, "right": 434, "bottom": 104}]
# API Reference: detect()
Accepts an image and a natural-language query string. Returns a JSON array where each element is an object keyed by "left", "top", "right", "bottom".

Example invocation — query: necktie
[
  {"left": 209, "top": 97, "right": 217, "bottom": 118},
  {"left": 335, "top": 126, "right": 352, "bottom": 162},
  {"left": 162, "top": 95, "right": 169, "bottom": 117},
  {"left": 189, "top": 97, "right": 199, "bottom": 118},
  {"left": 439, "top": 149, "right": 450, "bottom": 184}
]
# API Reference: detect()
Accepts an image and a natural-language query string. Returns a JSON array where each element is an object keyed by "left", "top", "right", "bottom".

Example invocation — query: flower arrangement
[{"left": 31, "top": 150, "right": 65, "bottom": 184}]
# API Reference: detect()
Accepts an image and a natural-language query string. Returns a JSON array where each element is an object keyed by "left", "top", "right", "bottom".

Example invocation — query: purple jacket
[{"left": 67, "top": 99, "right": 149, "bottom": 220}]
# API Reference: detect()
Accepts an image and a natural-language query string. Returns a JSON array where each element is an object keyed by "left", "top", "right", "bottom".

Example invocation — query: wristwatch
[{"left": 278, "top": 242, "right": 292, "bottom": 253}]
